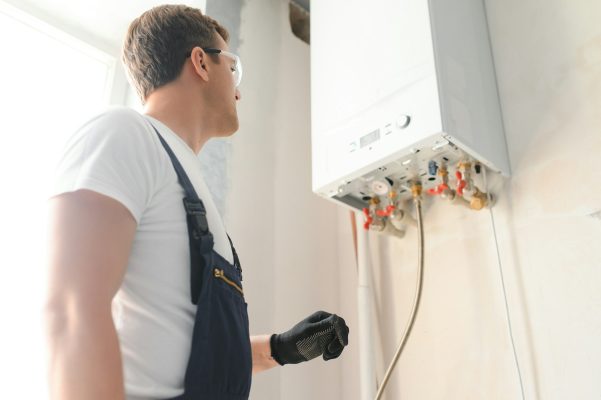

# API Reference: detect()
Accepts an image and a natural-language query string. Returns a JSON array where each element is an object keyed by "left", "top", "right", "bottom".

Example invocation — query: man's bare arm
[
  {"left": 250, "top": 335, "right": 279, "bottom": 374},
  {"left": 45, "top": 190, "right": 137, "bottom": 400}
]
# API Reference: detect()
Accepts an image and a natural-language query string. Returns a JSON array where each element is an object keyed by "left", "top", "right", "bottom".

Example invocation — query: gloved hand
[{"left": 270, "top": 311, "right": 349, "bottom": 365}]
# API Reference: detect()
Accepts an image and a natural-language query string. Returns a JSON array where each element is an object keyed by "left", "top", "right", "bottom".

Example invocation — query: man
[{"left": 45, "top": 5, "right": 349, "bottom": 400}]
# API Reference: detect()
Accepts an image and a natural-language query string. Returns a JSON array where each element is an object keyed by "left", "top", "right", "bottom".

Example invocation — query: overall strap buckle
[{"left": 183, "top": 198, "right": 214, "bottom": 253}]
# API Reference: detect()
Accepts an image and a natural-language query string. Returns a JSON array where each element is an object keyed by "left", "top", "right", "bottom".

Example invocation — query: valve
[
  {"left": 363, "top": 197, "right": 385, "bottom": 230},
  {"left": 362, "top": 207, "right": 373, "bottom": 230},
  {"left": 375, "top": 206, "right": 395, "bottom": 217},
  {"left": 456, "top": 161, "right": 474, "bottom": 196},
  {"left": 428, "top": 160, "right": 438, "bottom": 176},
  {"left": 455, "top": 170, "right": 467, "bottom": 196},
  {"left": 375, "top": 189, "right": 398, "bottom": 217},
  {"left": 427, "top": 165, "right": 455, "bottom": 199}
]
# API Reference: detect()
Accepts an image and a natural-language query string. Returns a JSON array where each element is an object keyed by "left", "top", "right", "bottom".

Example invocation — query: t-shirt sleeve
[{"left": 49, "top": 108, "right": 162, "bottom": 223}]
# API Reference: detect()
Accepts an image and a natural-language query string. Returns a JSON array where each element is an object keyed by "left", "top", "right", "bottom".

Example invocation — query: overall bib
[{"left": 151, "top": 124, "right": 252, "bottom": 400}]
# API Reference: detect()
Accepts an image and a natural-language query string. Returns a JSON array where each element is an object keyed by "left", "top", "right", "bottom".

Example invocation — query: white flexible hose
[
  {"left": 356, "top": 214, "right": 377, "bottom": 399},
  {"left": 374, "top": 197, "right": 425, "bottom": 400}
]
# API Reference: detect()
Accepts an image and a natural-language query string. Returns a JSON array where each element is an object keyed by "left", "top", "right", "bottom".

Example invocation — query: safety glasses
[{"left": 186, "top": 47, "right": 243, "bottom": 87}]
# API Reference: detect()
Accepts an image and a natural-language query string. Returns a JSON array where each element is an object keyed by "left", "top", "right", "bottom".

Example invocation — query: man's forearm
[
  {"left": 46, "top": 304, "right": 125, "bottom": 400},
  {"left": 250, "top": 334, "right": 279, "bottom": 374}
]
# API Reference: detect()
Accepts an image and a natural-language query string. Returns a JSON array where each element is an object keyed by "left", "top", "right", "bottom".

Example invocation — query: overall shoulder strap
[
  {"left": 227, "top": 234, "right": 243, "bottom": 279},
  {"left": 150, "top": 122, "right": 214, "bottom": 304}
]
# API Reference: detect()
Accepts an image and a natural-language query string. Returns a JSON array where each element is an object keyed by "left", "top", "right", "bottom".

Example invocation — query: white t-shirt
[{"left": 50, "top": 106, "right": 234, "bottom": 399}]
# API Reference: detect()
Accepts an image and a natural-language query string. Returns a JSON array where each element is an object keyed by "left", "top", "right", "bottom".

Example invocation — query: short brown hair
[{"left": 122, "top": 5, "right": 229, "bottom": 103}]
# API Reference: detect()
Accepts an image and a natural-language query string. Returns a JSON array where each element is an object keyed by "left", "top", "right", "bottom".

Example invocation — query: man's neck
[{"left": 143, "top": 88, "right": 212, "bottom": 155}]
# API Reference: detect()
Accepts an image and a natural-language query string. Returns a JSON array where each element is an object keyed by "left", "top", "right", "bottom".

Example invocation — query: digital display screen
[{"left": 360, "top": 129, "right": 380, "bottom": 148}]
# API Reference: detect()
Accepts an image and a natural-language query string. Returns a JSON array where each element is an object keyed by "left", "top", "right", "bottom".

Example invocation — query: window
[{"left": 0, "top": 2, "right": 115, "bottom": 398}]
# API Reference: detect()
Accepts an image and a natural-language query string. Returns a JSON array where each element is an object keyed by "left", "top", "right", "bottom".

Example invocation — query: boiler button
[
  {"left": 370, "top": 180, "right": 391, "bottom": 195},
  {"left": 383, "top": 123, "right": 393, "bottom": 135},
  {"left": 396, "top": 115, "right": 411, "bottom": 129}
]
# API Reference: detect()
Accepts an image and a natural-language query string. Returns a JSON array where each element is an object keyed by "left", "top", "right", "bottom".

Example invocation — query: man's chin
[
  {"left": 217, "top": 120, "right": 238, "bottom": 137},
  {"left": 230, "top": 116, "right": 239, "bottom": 134}
]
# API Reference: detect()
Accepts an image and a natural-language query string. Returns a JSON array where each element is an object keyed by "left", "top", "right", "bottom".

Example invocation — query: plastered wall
[
  {"left": 339, "top": 0, "right": 601, "bottom": 399},
  {"left": 227, "top": 0, "right": 601, "bottom": 398}
]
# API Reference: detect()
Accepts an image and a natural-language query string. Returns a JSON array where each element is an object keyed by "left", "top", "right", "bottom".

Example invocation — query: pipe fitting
[
  {"left": 469, "top": 189, "right": 489, "bottom": 210},
  {"left": 410, "top": 182, "right": 422, "bottom": 198}
]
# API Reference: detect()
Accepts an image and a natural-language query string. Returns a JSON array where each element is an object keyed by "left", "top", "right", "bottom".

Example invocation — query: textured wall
[
  {"left": 198, "top": 0, "right": 244, "bottom": 218},
  {"left": 225, "top": 0, "right": 342, "bottom": 399},
  {"left": 335, "top": 0, "right": 601, "bottom": 399},
  {"left": 227, "top": 0, "right": 601, "bottom": 398}
]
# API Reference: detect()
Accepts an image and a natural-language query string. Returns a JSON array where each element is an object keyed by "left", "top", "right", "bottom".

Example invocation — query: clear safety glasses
[{"left": 186, "top": 47, "right": 243, "bottom": 87}]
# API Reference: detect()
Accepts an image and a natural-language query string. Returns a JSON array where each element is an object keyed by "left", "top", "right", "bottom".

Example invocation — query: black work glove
[{"left": 270, "top": 310, "right": 349, "bottom": 365}]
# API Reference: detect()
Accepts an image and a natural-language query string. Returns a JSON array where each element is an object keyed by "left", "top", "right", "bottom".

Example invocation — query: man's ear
[{"left": 189, "top": 46, "right": 209, "bottom": 82}]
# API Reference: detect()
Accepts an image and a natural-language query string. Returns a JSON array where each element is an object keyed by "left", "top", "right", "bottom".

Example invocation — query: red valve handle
[
  {"left": 455, "top": 171, "right": 466, "bottom": 196},
  {"left": 362, "top": 207, "right": 373, "bottom": 230},
  {"left": 427, "top": 183, "right": 450, "bottom": 196},
  {"left": 375, "top": 205, "right": 395, "bottom": 217}
]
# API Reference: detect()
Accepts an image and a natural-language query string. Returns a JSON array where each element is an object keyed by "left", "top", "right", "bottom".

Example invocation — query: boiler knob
[
  {"left": 370, "top": 180, "right": 391, "bottom": 196},
  {"left": 396, "top": 115, "right": 411, "bottom": 129}
]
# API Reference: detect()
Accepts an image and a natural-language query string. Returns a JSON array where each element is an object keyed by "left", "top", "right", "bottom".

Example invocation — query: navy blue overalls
[{"left": 150, "top": 124, "right": 252, "bottom": 400}]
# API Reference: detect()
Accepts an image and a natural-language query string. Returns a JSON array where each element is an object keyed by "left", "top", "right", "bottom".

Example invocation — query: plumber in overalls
[{"left": 45, "top": 4, "right": 349, "bottom": 400}]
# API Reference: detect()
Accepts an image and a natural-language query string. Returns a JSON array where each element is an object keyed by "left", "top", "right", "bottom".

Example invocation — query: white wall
[
  {"left": 226, "top": 0, "right": 343, "bottom": 399},
  {"left": 225, "top": 0, "right": 280, "bottom": 395},
  {"left": 334, "top": 0, "right": 601, "bottom": 399},
  {"left": 214, "top": 0, "right": 601, "bottom": 398},
  {"left": 232, "top": 0, "right": 601, "bottom": 398},
  {"left": 15, "top": 0, "right": 598, "bottom": 397},
  {"left": 486, "top": 0, "right": 601, "bottom": 397}
]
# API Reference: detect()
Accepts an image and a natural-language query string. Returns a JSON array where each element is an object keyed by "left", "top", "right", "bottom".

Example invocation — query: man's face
[{"left": 206, "top": 35, "right": 241, "bottom": 136}]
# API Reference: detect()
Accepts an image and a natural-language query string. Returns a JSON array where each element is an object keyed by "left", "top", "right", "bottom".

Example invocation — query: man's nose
[{"left": 235, "top": 88, "right": 241, "bottom": 101}]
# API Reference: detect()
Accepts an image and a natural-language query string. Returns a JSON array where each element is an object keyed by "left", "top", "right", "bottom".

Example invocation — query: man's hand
[{"left": 270, "top": 311, "right": 349, "bottom": 365}]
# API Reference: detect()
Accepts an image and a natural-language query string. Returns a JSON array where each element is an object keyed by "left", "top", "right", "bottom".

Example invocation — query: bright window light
[{"left": 0, "top": 3, "right": 115, "bottom": 398}]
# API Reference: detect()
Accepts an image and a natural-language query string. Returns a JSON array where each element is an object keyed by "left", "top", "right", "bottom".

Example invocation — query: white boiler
[{"left": 311, "top": 0, "right": 510, "bottom": 210}]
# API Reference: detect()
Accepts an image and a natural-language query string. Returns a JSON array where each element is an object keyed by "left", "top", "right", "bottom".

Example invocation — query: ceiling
[
  {"left": 4, "top": 0, "right": 309, "bottom": 56},
  {"left": 292, "top": 0, "right": 310, "bottom": 12},
  {"left": 4, "top": 0, "right": 207, "bottom": 55}
]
